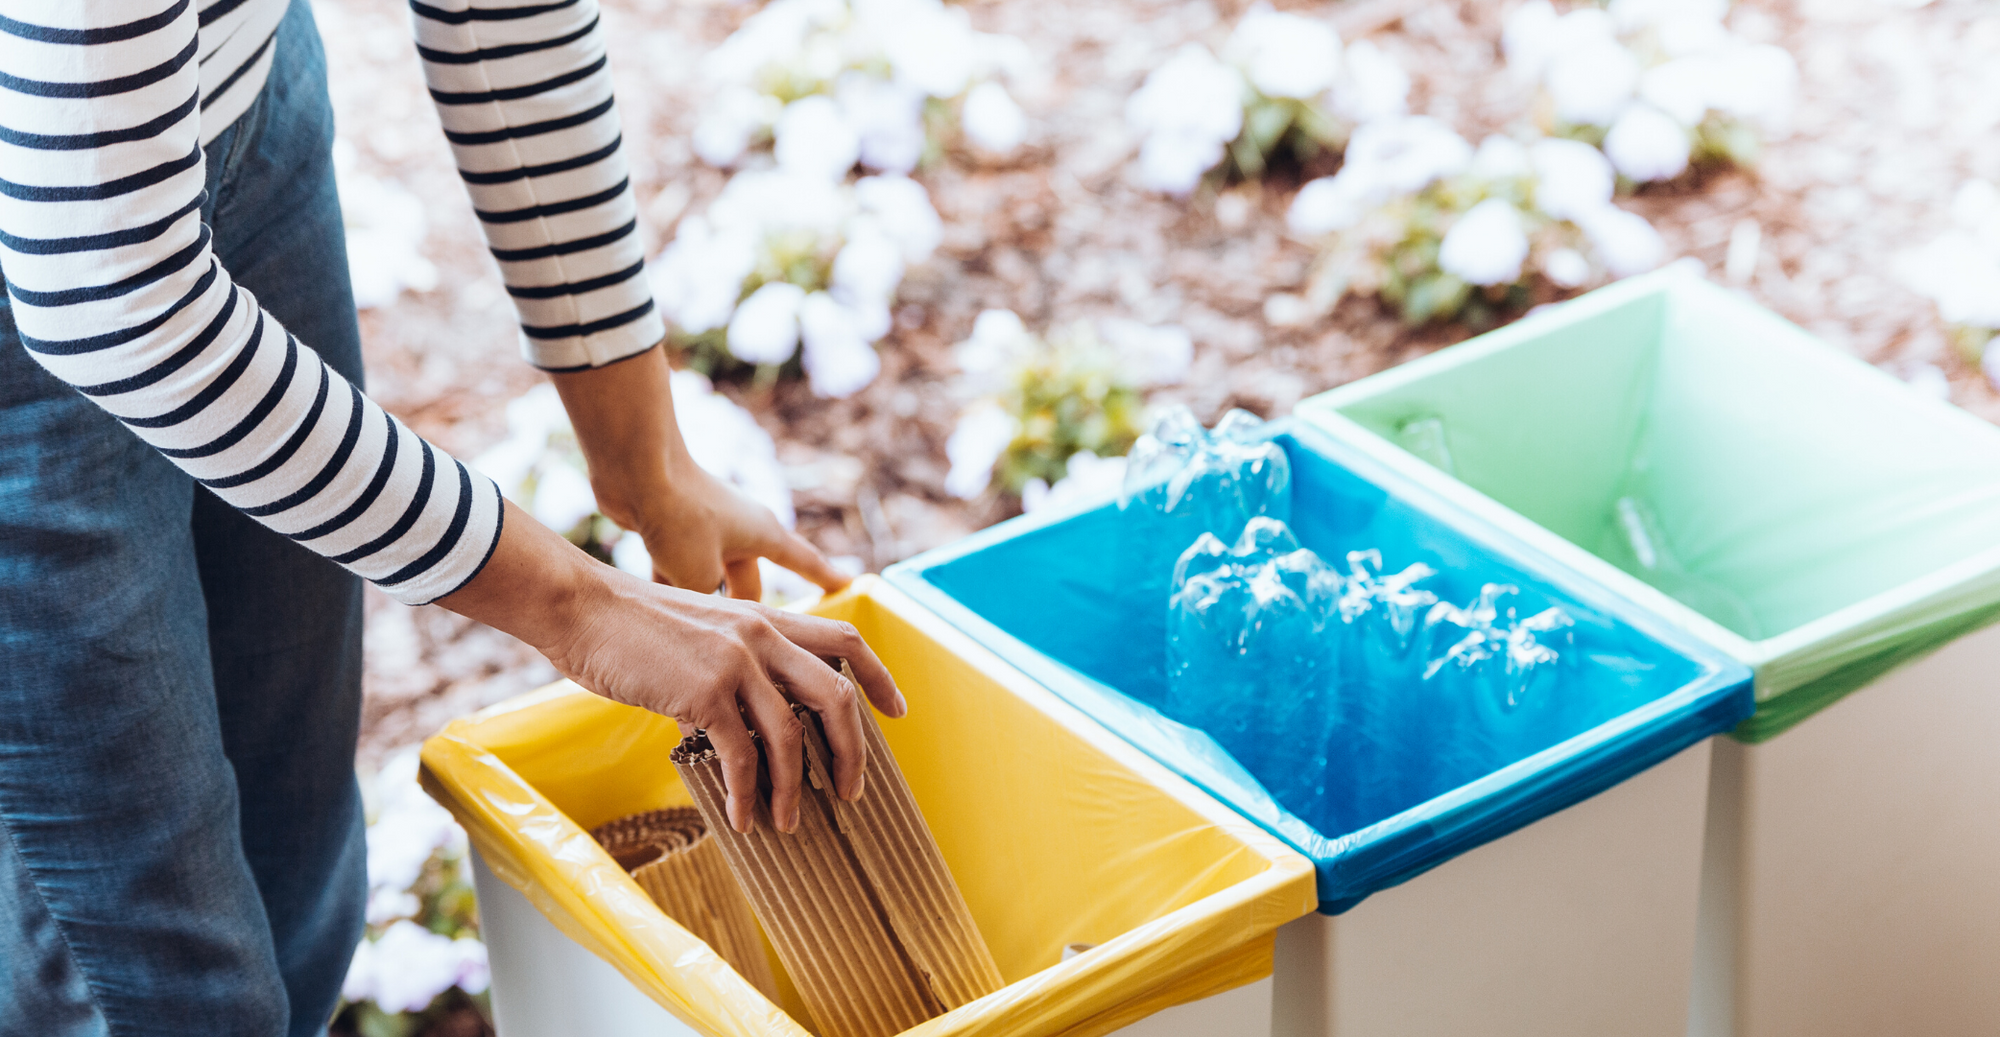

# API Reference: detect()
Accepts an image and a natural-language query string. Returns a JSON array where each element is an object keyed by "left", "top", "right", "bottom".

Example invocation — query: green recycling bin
[{"left": 1297, "top": 269, "right": 2000, "bottom": 1037}]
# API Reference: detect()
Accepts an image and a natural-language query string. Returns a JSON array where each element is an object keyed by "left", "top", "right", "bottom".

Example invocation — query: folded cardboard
[
  {"left": 588, "top": 807, "right": 780, "bottom": 1002},
  {"left": 670, "top": 661, "right": 1004, "bottom": 1037}
]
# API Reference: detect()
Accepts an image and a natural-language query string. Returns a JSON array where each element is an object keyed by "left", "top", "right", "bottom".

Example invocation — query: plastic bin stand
[
  {"left": 420, "top": 576, "right": 1316, "bottom": 1037},
  {"left": 886, "top": 419, "right": 1753, "bottom": 1037},
  {"left": 1297, "top": 268, "right": 2000, "bottom": 1037}
]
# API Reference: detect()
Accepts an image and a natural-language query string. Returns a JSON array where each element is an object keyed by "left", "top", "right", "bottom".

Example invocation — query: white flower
[
  {"left": 1546, "top": 38, "right": 1641, "bottom": 126},
  {"left": 1127, "top": 44, "right": 1245, "bottom": 141},
  {"left": 651, "top": 215, "right": 758, "bottom": 334},
  {"left": 854, "top": 174, "right": 942, "bottom": 262},
  {"left": 1469, "top": 135, "right": 1531, "bottom": 181},
  {"left": 867, "top": 0, "right": 980, "bottom": 98},
  {"left": 693, "top": 88, "right": 781, "bottom": 168},
  {"left": 1127, "top": 44, "right": 1246, "bottom": 195},
  {"left": 1504, "top": 3, "right": 1617, "bottom": 83},
  {"left": 1608, "top": 0, "right": 1728, "bottom": 35},
  {"left": 1637, "top": 59, "right": 1712, "bottom": 127},
  {"left": 529, "top": 461, "right": 597, "bottom": 533},
  {"left": 1138, "top": 132, "right": 1228, "bottom": 197},
  {"left": 363, "top": 751, "right": 460, "bottom": 900},
  {"left": 709, "top": 168, "right": 852, "bottom": 240},
  {"left": 1530, "top": 137, "right": 1614, "bottom": 221},
  {"left": 955, "top": 308, "right": 1035, "bottom": 390},
  {"left": 1329, "top": 40, "right": 1409, "bottom": 124},
  {"left": 774, "top": 95, "right": 861, "bottom": 180},
  {"left": 1906, "top": 363, "right": 1951, "bottom": 401},
  {"left": 337, "top": 167, "right": 436, "bottom": 310},
  {"left": 1098, "top": 318, "right": 1193, "bottom": 387},
  {"left": 1342, "top": 116, "right": 1472, "bottom": 195},
  {"left": 1706, "top": 43, "right": 1798, "bottom": 131},
  {"left": 944, "top": 403, "right": 1019, "bottom": 498},
  {"left": 1021, "top": 451, "right": 1129, "bottom": 513},
  {"left": 365, "top": 886, "right": 421, "bottom": 927},
  {"left": 798, "top": 291, "right": 882, "bottom": 398},
  {"left": 1287, "top": 171, "right": 1375, "bottom": 236},
  {"left": 352, "top": 921, "right": 478, "bottom": 1014},
  {"left": 728, "top": 281, "right": 808, "bottom": 364},
  {"left": 1576, "top": 205, "right": 1666, "bottom": 277},
  {"left": 1895, "top": 233, "right": 2000, "bottom": 328},
  {"left": 1225, "top": 5, "right": 1342, "bottom": 101},
  {"left": 1439, "top": 199, "right": 1530, "bottom": 287},
  {"left": 837, "top": 73, "right": 927, "bottom": 174},
  {"left": 961, "top": 81, "right": 1028, "bottom": 155},
  {"left": 1604, "top": 104, "right": 1690, "bottom": 182},
  {"left": 831, "top": 228, "right": 905, "bottom": 305},
  {"left": 1543, "top": 247, "right": 1592, "bottom": 288},
  {"left": 1952, "top": 179, "right": 2000, "bottom": 251}
]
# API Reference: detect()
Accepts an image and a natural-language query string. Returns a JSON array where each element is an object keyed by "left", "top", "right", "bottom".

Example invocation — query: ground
[{"left": 313, "top": 0, "right": 2000, "bottom": 764}]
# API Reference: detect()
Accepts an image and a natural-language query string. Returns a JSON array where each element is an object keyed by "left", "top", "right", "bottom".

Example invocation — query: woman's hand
[
  {"left": 550, "top": 344, "right": 849, "bottom": 599},
  {"left": 439, "top": 499, "right": 906, "bottom": 834}
]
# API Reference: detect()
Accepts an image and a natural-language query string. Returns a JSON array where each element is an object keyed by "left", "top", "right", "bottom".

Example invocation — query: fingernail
[
  {"left": 731, "top": 807, "right": 751, "bottom": 834},
  {"left": 892, "top": 693, "right": 909, "bottom": 718},
  {"left": 781, "top": 805, "right": 799, "bottom": 833},
  {"left": 843, "top": 775, "right": 866, "bottom": 802}
]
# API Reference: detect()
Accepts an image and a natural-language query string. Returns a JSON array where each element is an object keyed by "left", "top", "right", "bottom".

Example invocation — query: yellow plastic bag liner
[{"left": 420, "top": 576, "right": 1316, "bottom": 1037}]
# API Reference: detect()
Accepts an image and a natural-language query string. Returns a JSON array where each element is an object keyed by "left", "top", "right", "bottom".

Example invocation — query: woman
[{"left": 0, "top": 0, "right": 900, "bottom": 1032}]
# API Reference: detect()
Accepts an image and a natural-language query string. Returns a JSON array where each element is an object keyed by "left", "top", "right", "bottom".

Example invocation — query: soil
[{"left": 314, "top": 0, "right": 2000, "bottom": 763}]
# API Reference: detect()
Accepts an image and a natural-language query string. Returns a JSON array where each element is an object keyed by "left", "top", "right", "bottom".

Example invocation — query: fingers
[
  {"left": 700, "top": 711, "right": 764, "bottom": 834},
  {"left": 736, "top": 664, "right": 806, "bottom": 832},
  {"left": 724, "top": 558, "right": 762, "bottom": 602},
  {"left": 764, "top": 528, "right": 854, "bottom": 593},
  {"left": 656, "top": 559, "right": 726, "bottom": 595},
  {"left": 767, "top": 640, "right": 868, "bottom": 802},
  {"left": 767, "top": 610, "right": 907, "bottom": 719}
]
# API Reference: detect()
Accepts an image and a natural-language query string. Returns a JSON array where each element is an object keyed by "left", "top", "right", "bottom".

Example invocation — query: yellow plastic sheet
[{"left": 420, "top": 576, "right": 1317, "bottom": 1037}]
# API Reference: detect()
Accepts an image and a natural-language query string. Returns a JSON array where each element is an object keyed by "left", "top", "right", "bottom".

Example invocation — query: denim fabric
[{"left": 0, "top": 2, "right": 368, "bottom": 1035}]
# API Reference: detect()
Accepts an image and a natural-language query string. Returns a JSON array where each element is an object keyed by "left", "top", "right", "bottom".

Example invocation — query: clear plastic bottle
[{"left": 1165, "top": 517, "right": 1340, "bottom": 821}]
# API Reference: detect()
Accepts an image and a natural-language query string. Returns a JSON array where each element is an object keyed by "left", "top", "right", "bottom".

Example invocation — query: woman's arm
[
  {"left": 549, "top": 345, "right": 853, "bottom": 597},
  {"left": 0, "top": 0, "right": 498, "bottom": 605},
  {"left": 410, "top": 0, "right": 852, "bottom": 597},
  {"left": 441, "top": 498, "right": 905, "bottom": 833}
]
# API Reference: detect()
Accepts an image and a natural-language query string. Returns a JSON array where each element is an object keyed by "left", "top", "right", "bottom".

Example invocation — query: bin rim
[
  {"left": 885, "top": 420, "right": 1753, "bottom": 912},
  {"left": 1292, "top": 270, "right": 2000, "bottom": 716},
  {"left": 421, "top": 576, "right": 1319, "bottom": 1037}
]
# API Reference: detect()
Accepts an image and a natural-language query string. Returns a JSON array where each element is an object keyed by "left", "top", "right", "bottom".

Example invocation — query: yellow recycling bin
[{"left": 420, "top": 575, "right": 1317, "bottom": 1037}]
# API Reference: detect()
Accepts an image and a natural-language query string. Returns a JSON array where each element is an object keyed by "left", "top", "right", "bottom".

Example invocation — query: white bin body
[
  {"left": 1687, "top": 622, "right": 2000, "bottom": 1037},
  {"left": 1271, "top": 740, "right": 1713, "bottom": 1037},
  {"left": 471, "top": 850, "right": 1274, "bottom": 1037}
]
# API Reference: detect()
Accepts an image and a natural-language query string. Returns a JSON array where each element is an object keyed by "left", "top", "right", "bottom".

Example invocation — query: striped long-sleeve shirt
[{"left": 0, "top": 0, "right": 664, "bottom": 605}]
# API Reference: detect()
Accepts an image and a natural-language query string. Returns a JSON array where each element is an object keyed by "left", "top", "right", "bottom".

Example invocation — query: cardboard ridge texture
[
  {"left": 588, "top": 807, "right": 781, "bottom": 1002},
  {"left": 671, "top": 661, "right": 1004, "bottom": 1037}
]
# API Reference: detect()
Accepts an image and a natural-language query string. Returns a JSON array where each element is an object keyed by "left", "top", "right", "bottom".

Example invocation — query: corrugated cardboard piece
[
  {"left": 671, "top": 660, "right": 1004, "bottom": 1037},
  {"left": 588, "top": 807, "right": 781, "bottom": 1002}
]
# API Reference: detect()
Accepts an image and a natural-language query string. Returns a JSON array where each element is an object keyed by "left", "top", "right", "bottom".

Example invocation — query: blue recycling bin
[{"left": 887, "top": 418, "right": 1752, "bottom": 1037}]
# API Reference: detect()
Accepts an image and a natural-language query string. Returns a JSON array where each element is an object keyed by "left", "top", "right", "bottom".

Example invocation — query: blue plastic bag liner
[{"left": 888, "top": 419, "right": 1751, "bottom": 913}]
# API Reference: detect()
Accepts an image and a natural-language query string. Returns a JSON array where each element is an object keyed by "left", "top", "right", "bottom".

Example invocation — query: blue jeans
[{"left": 0, "top": 2, "right": 368, "bottom": 1034}]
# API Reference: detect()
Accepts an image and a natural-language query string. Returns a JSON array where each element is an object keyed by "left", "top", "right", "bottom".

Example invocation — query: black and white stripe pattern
[
  {"left": 414, "top": 0, "right": 664, "bottom": 370},
  {"left": 0, "top": 0, "right": 664, "bottom": 604},
  {"left": 0, "top": 0, "right": 504, "bottom": 605}
]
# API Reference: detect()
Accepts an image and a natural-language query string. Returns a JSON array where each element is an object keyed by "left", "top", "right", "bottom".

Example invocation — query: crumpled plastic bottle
[
  {"left": 1122, "top": 405, "right": 1292, "bottom": 552},
  {"left": 1166, "top": 517, "right": 1341, "bottom": 820},
  {"left": 1118, "top": 406, "right": 1294, "bottom": 701},
  {"left": 1417, "top": 584, "right": 1576, "bottom": 780}
]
